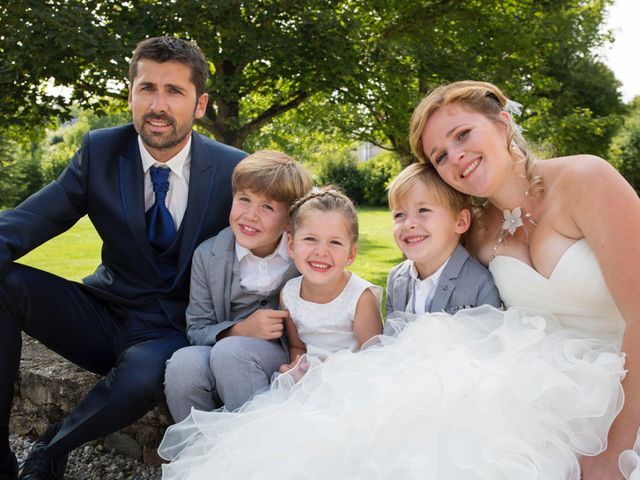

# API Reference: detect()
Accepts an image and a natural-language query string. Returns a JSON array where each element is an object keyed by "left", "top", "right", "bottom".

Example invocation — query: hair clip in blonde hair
[{"left": 504, "top": 99, "right": 523, "bottom": 117}]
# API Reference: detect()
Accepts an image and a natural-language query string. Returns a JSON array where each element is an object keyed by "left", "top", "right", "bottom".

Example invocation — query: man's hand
[{"left": 231, "top": 309, "right": 289, "bottom": 340}]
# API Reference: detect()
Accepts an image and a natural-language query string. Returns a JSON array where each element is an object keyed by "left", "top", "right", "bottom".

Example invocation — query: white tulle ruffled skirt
[{"left": 159, "top": 306, "right": 628, "bottom": 480}]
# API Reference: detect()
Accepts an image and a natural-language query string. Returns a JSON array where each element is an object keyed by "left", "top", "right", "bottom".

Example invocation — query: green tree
[
  {"left": 610, "top": 97, "right": 640, "bottom": 193},
  {"left": 321, "top": 0, "right": 622, "bottom": 166},
  {"left": 359, "top": 152, "right": 401, "bottom": 206},
  {"left": 0, "top": 127, "right": 45, "bottom": 208},
  {"left": 0, "top": 0, "right": 368, "bottom": 148},
  {"left": 39, "top": 107, "right": 130, "bottom": 183},
  {"left": 316, "top": 155, "right": 366, "bottom": 205},
  {"left": 0, "top": 0, "right": 623, "bottom": 163}
]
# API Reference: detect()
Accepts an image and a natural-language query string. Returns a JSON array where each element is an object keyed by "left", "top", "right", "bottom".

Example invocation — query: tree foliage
[
  {"left": 319, "top": 0, "right": 623, "bottom": 165},
  {"left": 1, "top": 0, "right": 367, "bottom": 148},
  {"left": 39, "top": 107, "right": 131, "bottom": 184},
  {"left": 610, "top": 98, "right": 640, "bottom": 193},
  {"left": 0, "top": 0, "right": 624, "bottom": 164},
  {"left": 0, "top": 108, "right": 130, "bottom": 208},
  {"left": 0, "top": 127, "right": 45, "bottom": 208}
]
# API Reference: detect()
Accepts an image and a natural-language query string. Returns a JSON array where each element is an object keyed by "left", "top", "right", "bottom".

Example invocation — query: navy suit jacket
[{"left": 0, "top": 124, "right": 245, "bottom": 329}]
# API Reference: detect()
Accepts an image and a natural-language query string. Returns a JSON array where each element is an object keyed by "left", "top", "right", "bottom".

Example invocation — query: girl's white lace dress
[{"left": 281, "top": 272, "right": 383, "bottom": 358}]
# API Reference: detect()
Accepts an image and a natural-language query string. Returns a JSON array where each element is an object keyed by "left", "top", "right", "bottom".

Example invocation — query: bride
[{"left": 159, "top": 81, "right": 640, "bottom": 480}]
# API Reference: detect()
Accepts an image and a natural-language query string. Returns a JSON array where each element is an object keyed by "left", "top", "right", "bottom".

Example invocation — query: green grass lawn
[
  {"left": 18, "top": 216, "right": 102, "bottom": 282},
  {"left": 355, "top": 207, "right": 403, "bottom": 289},
  {"left": 17, "top": 207, "right": 403, "bottom": 287}
]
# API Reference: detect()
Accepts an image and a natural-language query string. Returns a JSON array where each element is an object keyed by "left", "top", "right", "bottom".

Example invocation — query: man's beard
[{"left": 136, "top": 112, "right": 192, "bottom": 151}]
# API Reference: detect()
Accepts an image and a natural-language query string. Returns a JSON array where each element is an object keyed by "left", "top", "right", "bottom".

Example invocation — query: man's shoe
[
  {"left": 18, "top": 424, "right": 68, "bottom": 480},
  {"left": 0, "top": 452, "right": 18, "bottom": 480}
]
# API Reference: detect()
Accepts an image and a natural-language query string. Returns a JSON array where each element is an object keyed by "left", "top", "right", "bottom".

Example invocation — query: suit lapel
[
  {"left": 430, "top": 245, "right": 469, "bottom": 312},
  {"left": 282, "top": 263, "right": 299, "bottom": 284},
  {"left": 393, "top": 264, "right": 412, "bottom": 313},
  {"left": 175, "top": 132, "right": 217, "bottom": 282},
  {"left": 118, "top": 136, "right": 158, "bottom": 268},
  {"left": 209, "top": 228, "right": 235, "bottom": 322}
]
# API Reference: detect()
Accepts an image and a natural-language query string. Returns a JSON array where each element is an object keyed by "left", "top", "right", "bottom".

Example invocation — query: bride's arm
[{"left": 567, "top": 155, "right": 640, "bottom": 479}]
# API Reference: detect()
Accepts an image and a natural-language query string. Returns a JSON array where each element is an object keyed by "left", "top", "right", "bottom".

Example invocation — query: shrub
[
  {"left": 358, "top": 152, "right": 401, "bottom": 206},
  {"left": 0, "top": 132, "right": 45, "bottom": 208},
  {"left": 315, "top": 151, "right": 402, "bottom": 206},
  {"left": 315, "top": 155, "right": 366, "bottom": 205},
  {"left": 609, "top": 101, "right": 640, "bottom": 194}
]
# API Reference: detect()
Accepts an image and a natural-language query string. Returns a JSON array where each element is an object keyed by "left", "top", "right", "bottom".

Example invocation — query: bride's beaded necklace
[{"left": 490, "top": 190, "right": 538, "bottom": 260}]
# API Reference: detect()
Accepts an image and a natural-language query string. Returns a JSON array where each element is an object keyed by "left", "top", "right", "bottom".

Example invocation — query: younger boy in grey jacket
[
  {"left": 385, "top": 163, "right": 501, "bottom": 334},
  {"left": 164, "top": 151, "right": 312, "bottom": 420}
]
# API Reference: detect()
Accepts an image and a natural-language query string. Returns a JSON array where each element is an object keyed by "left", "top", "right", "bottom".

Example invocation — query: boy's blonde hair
[
  {"left": 289, "top": 186, "right": 359, "bottom": 244},
  {"left": 388, "top": 162, "right": 471, "bottom": 214},
  {"left": 232, "top": 150, "right": 312, "bottom": 206}
]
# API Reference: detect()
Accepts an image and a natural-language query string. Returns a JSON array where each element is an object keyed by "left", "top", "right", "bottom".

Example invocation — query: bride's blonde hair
[{"left": 409, "top": 80, "right": 543, "bottom": 197}]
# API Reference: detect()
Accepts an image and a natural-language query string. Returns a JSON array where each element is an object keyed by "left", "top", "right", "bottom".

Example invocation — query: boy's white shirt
[
  {"left": 407, "top": 256, "right": 451, "bottom": 315},
  {"left": 235, "top": 233, "right": 291, "bottom": 295}
]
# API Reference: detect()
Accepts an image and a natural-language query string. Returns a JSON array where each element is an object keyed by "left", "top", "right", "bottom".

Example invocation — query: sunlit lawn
[
  {"left": 17, "top": 207, "right": 403, "bottom": 288},
  {"left": 18, "top": 216, "right": 102, "bottom": 282},
  {"left": 354, "top": 207, "right": 403, "bottom": 289}
]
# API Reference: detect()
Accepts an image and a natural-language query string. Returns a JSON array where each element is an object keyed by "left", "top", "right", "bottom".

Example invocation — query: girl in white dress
[{"left": 276, "top": 186, "right": 383, "bottom": 374}]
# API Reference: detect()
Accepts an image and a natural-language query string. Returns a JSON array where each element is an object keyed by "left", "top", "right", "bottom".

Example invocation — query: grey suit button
[
  {"left": 260, "top": 299, "right": 268, "bottom": 306},
  {"left": 442, "top": 285, "right": 448, "bottom": 291}
]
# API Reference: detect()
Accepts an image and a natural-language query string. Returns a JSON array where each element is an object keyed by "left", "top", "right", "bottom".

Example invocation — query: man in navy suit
[{"left": 0, "top": 36, "right": 245, "bottom": 480}]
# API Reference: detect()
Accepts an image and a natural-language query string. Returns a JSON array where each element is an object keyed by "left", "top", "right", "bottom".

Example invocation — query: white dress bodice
[
  {"left": 490, "top": 239, "right": 624, "bottom": 339},
  {"left": 281, "top": 273, "right": 383, "bottom": 358}
]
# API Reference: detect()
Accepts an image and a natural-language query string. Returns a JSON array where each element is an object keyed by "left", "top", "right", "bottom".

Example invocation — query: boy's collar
[
  {"left": 235, "top": 232, "right": 289, "bottom": 261},
  {"left": 409, "top": 255, "right": 450, "bottom": 284}
]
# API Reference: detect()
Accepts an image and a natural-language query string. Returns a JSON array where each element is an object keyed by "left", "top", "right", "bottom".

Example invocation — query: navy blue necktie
[{"left": 147, "top": 166, "right": 177, "bottom": 251}]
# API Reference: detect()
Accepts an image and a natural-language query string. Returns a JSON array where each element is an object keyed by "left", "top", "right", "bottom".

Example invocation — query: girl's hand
[
  {"left": 278, "top": 361, "right": 295, "bottom": 374},
  {"left": 278, "top": 355, "right": 309, "bottom": 381}
]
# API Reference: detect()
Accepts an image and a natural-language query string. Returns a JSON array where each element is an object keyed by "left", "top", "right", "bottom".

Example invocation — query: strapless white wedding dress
[{"left": 159, "top": 240, "right": 633, "bottom": 480}]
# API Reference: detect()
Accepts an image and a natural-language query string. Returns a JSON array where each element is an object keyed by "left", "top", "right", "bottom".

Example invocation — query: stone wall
[{"left": 10, "top": 335, "right": 172, "bottom": 464}]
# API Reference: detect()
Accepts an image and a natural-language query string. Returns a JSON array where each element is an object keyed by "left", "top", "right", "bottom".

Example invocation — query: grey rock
[
  {"left": 104, "top": 432, "right": 142, "bottom": 461},
  {"left": 10, "top": 434, "right": 161, "bottom": 480},
  {"left": 10, "top": 334, "right": 173, "bottom": 467}
]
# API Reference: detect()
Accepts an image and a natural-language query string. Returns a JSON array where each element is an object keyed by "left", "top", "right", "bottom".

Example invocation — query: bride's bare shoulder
[
  {"left": 539, "top": 155, "right": 618, "bottom": 198},
  {"left": 543, "top": 155, "right": 614, "bottom": 181}
]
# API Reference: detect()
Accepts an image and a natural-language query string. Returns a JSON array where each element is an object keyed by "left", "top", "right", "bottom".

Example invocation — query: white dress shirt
[
  {"left": 236, "top": 233, "right": 292, "bottom": 295},
  {"left": 408, "top": 257, "right": 450, "bottom": 315},
  {"left": 139, "top": 136, "right": 191, "bottom": 229}
]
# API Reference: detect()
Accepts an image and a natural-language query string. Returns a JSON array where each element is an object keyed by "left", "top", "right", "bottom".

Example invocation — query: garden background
[{"left": 2, "top": 0, "right": 640, "bottom": 285}]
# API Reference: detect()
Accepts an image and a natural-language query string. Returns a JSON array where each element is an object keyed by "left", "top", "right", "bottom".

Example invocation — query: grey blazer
[
  {"left": 185, "top": 226, "right": 299, "bottom": 346},
  {"left": 385, "top": 244, "right": 501, "bottom": 322}
]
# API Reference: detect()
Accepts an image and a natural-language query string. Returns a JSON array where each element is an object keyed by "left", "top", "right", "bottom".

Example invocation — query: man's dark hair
[{"left": 129, "top": 36, "right": 208, "bottom": 97}]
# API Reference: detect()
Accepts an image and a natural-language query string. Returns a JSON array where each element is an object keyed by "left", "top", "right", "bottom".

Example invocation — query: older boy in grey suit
[
  {"left": 164, "top": 151, "right": 312, "bottom": 421},
  {"left": 384, "top": 163, "right": 500, "bottom": 333}
]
